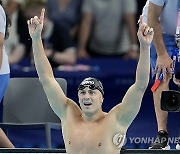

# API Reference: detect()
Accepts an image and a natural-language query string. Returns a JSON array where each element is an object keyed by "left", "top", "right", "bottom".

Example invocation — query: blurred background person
[
  {"left": 0, "top": 0, "right": 14, "bottom": 148},
  {"left": 78, "top": 0, "right": 139, "bottom": 59},
  {"left": 4, "top": 0, "right": 31, "bottom": 66},
  {"left": 23, "top": 0, "right": 81, "bottom": 68},
  {"left": 142, "top": 0, "right": 179, "bottom": 150},
  {"left": 46, "top": 0, "right": 82, "bottom": 67}
]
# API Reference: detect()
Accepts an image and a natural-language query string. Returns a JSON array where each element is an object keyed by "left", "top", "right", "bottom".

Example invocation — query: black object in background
[{"left": 161, "top": 90, "right": 180, "bottom": 112}]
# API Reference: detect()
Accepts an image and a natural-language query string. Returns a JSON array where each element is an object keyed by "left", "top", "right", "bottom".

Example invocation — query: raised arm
[
  {"left": 27, "top": 9, "right": 75, "bottom": 120},
  {"left": 111, "top": 19, "right": 154, "bottom": 130}
]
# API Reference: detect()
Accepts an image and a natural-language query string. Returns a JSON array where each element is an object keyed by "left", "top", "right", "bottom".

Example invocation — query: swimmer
[{"left": 27, "top": 9, "right": 154, "bottom": 154}]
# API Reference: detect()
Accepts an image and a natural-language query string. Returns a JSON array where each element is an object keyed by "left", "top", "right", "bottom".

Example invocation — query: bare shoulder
[{"left": 107, "top": 103, "right": 122, "bottom": 117}]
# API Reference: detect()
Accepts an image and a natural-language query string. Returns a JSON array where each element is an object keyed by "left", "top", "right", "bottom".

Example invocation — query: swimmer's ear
[{"left": 101, "top": 98, "right": 104, "bottom": 104}]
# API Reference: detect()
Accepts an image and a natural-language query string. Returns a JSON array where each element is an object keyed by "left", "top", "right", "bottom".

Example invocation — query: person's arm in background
[
  {"left": 77, "top": 12, "right": 92, "bottom": 59},
  {"left": 50, "top": 23, "right": 77, "bottom": 65},
  {"left": 124, "top": 0, "right": 139, "bottom": 59},
  {"left": 77, "top": 0, "right": 93, "bottom": 59},
  {"left": 0, "top": 2, "right": 5, "bottom": 69},
  {"left": 8, "top": 44, "right": 25, "bottom": 64},
  {"left": 0, "top": 33, "right": 3, "bottom": 69},
  {"left": 148, "top": 2, "right": 173, "bottom": 80}
]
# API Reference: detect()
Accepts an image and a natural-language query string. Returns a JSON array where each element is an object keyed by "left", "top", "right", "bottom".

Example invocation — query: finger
[
  {"left": 40, "top": 8, "right": 45, "bottom": 24},
  {"left": 162, "top": 67, "right": 167, "bottom": 81},
  {"left": 30, "top": 18, "right": 33, "bottom": 25},
  {"left": 34, "top": 19, "right": 40, "bottom": 26},
  {"left": 27, "top": 20, "right": 31, "bottom": 33},
  {"left": 138, "top": 23, "right": 147, "bottom": 35},
  {"left": 167, "top": 66, "right": 172, "bottom": 75},
  {"left": 171, "top": 62, "right": 174, "bottom": 71},
  {"left": 34, "top": 16, "right": 39, "bottom": 21},
  {"left": 34, "top": 16, "right": 40, "bottom": 25},
  {"left": 148, "top": 28, "right": 154, "bottom": 35},
  {"left": 143, "top": 27, "right": 150, "bottom": 36},
  {"left": 156, "top": 67, "right": 162, "bottom": 79},
  {"left": 156, "top": 67, "right": 161, "bottom": 80},
  {"left": 142, "top": 24, "right": 148, "bottom": 33}
]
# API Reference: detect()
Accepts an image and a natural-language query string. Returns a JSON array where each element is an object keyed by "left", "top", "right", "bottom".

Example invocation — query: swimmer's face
[{"left": 78, "top": 87, "right": 103, "bottom": 114}]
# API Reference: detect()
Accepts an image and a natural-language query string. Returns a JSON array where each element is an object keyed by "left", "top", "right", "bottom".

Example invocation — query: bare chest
[
  {"left": 62, "top": 121, "right": 125, "bottom": 154},
  {"left": 66, "top": 123, "right": 106, "bottom": 146}
]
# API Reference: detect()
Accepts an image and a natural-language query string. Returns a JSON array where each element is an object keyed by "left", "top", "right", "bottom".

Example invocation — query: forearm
[
  {"left": 126, "top": 14, "right": 138, "bottom": 45},
  {"left": 0, "top": 47, "right": 2, "bottom": 69},
  {"left": 150, "top": 22, "right": 166, "bottom": 56},
  {"left": 78, "top": 14, "right": 92, "bottom": 49},
  {"left": 32, "top": 38, "right": 54, "bottom": 81},
  {"left": 117, "top": 46, "right": 150, "bottom": 127},
  {"left": 78, "top": 27, "right": 90, "bottom": 50},
  {"left": 135, "top": 44, "right": 150, "bottom": 89},
  {"left": 148, "top": 4, "right": 166, "bottom": 56},
  {"left": 8, "top": 44, "right": 25, "bottom": 64}
]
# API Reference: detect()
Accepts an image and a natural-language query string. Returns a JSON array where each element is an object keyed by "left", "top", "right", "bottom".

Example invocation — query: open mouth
[{"left": 83, "top": 102, "right": 92, "bottom": 106}]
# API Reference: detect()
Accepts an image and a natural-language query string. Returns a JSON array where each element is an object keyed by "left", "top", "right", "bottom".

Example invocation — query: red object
[{"left": 151, "top": 80, "right": 161, "bottom": 92}]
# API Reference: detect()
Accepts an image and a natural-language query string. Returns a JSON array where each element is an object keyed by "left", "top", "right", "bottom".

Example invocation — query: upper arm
[
  {"left": 41, "top": 77, "right": 75, "bottom": 120},
  {"left": 148, "top": 2, "right": 163, "bottom": 24},
  {"left": 0, "top": 32, "right": 4, "bottom": 46},
  {"left": 0, "top": 9, "right": 5, "bottom": 46},
  {"left": 0, "top": 33, "right": 4, "bottom": 68},
  {"left": 110, "top": 83, "right": 146, "bottom": 129},
  {"left": 0, "top": 8, "right": 5, "bottom": 61}
]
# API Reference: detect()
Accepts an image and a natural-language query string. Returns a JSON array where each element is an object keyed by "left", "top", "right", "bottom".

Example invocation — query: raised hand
[
  {"left": 137, "top": 16, "right": 154, "bottom": 46},
  {"left": 27, "top": 8, "right": 45, "bottom": 40}
]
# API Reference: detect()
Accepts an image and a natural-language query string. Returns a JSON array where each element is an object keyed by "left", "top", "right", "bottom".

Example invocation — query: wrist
[
  {"left": 139, "top": 43, "right": 150, "bottom": 50},
  {"left": 157, "top": 52, "right": 168, "bottom": 57},
  {"left": 32, "top": 36, "right": 42, "bottom": 41}
]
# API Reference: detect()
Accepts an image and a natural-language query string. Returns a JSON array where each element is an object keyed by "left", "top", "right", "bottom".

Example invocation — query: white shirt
[
  {"left": 142, "top": 0, "right": 179, "bottom": 36},
  {"left": 0, "top": 5, "right": 10, "bottom": 74}
]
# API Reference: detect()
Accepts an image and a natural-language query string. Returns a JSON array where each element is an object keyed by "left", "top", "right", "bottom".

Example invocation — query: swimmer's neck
[{"left": 82, "top": 110, "right": 107, "bottom": 123}]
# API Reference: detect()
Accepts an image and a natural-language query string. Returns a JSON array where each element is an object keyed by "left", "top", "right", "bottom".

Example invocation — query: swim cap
[{"left": 78, "top": 77, "right": 104, "bottom": 95}]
